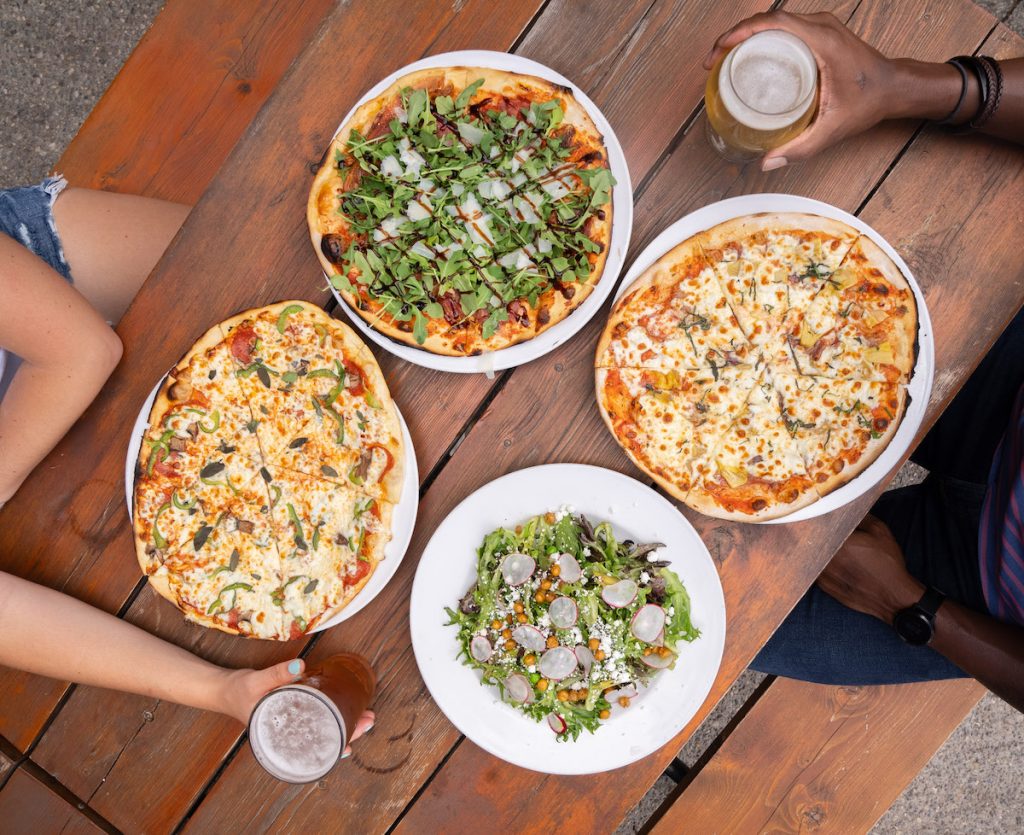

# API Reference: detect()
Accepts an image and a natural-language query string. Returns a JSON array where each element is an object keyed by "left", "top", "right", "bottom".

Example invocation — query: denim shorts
[
  {"left": 0, "top": 175, "right": 72, "bottom": 281},
  {"left": 0, "top": 175, "right": 72, "bottom": 397}
]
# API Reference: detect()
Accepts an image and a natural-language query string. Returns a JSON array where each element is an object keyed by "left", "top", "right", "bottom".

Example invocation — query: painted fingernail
[
  {"left": 762, "top": 157, "right": 788, "bottom": 172},
  {"left": 288, "top": 660, "right": 302, "bottom": 676},
  {"left": 341, "top": 749, "right": 351, "bottom": 759}
]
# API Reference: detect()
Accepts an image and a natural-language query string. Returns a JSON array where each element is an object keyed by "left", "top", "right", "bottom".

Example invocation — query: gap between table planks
[
  {"left": 29, "top": 1, "right": 789, "bottom": 830},
  {"left": 185, "top": 0, "right": 1021, "bottom": 833},
  {"left": 0, "top": 758, "right": 111, "bottom": 834}
]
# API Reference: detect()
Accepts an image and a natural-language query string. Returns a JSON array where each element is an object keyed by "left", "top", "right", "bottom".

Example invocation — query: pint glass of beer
[
  {"left": 705, "top": 30, "right": 818, "bottom": 162},
  {"left": 248, "top": 653, "right": 376, "bottom": 783}
]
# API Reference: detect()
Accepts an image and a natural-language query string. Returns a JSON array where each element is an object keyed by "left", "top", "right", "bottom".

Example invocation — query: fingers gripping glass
[{"left": 705, "top": 30, "right": 819, "bottom": 163}]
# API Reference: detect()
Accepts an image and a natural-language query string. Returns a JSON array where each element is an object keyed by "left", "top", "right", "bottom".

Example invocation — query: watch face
[{"left": 895, "top": 610, "right": 933, "bottom": 645}]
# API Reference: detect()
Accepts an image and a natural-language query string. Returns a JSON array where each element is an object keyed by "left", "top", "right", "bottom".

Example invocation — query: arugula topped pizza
[
  {"left": 596, "top": 212, "right": 917, "bottom": 521},
  {"left": 308, "top": 67, "right": 614, "bottom": 356},
  {"left": 133, "top": 302, "right": 404, "bottom": 639}
]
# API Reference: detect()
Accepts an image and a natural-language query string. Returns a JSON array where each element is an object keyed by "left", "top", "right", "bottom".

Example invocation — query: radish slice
[
  {"left": 500, "top": 553, "right": 535, "bottom": 586},
  {"left": 601, "top": 579, "right": 638, "bottom": 609},
  {"left": 538, "top": 646, "right": 577, "bottom": 680},
  {"left": 556, "top": 553, "right": 582, "bottom": 583},
  {"left": 652, "top": 629, "right": 665, "bottom": 648},
  {"left": 641, "top": 651, "right": 677, "bottom": 669},
  {"left": 630, "top": 604, "right": 666, "bottom": 643},
  {"left": 470, "top": 635, "right": 493, "bottom": 663},
  {"left": 512, "top": 624, "right": 546, "bottom": 652},
  {"left": 548, "top": 597, "right": 578, "bottom": 629},
  {"left": 504, "top": 674, "right": 532, "bottom": 703},
  {"left": 546, "top": 713, "right": 567, "bottom": 735},
  {"left": 605, "top": 685, "right": 638, "bottom": 702},
  {"left": 575, "top": 645, "right": 594, "bottom": 677}
]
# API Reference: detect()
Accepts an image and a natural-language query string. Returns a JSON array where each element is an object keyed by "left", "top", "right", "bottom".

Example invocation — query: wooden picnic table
[{"left": 0, "top": 0, "right": 1021, "bottom": 831}]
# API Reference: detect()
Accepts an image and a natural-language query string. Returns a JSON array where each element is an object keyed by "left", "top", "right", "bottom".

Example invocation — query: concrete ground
[{"left": 1, "top": 0, "right": 1021, "bottom": 832}]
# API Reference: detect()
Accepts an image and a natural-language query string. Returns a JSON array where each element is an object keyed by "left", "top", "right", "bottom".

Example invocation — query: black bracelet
[
  {"left": 945, "top": 55, "right": 989, "bottom": 134},
  {"left": 935, "top": 59, "right": 968, "bottom": 125},
  {"left": 973, "top": 56, "right": 1004, "bottom": 130}
]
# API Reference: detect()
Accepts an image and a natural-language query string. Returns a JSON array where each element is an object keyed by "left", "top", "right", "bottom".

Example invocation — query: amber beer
[
  {"left": 249, "top": 653, "right": 376, "bottom": 783},
  {"left": 705, "top": 30, "right": 818, "bottom": 162}
]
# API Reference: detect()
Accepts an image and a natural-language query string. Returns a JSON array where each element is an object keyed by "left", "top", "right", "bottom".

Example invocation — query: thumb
[{"left": 254, "top": 658, "right": 305, "bottom": 695}]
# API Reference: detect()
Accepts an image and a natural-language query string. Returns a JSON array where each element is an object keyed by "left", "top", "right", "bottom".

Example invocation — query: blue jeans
[
  {"left": 0, "top": 175, "right": 72, "bottom": 398},
  {"left": 752, "top": 306, "right": 1024, "bottom": 685}
]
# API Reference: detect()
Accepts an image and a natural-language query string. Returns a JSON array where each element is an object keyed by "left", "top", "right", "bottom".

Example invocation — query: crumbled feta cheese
[
  {"left": 527, "top": 665, "right": 537, "bottom": 673},
  {"left": 639, "top": 571, "right": 650, "bottom": 585},
  {"left": 537, "top": 612, "right": 551, "bottom": 629}
]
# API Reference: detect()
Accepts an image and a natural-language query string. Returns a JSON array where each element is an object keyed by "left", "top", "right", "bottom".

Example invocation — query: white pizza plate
[
  {"left": 125, "top": 378, "right": 419, "bottom": 631},
  {"left": 322, "top": 49, "right": 633, "bottom": 375},
  {"left": 409, "top": 464, "right": 726, "bottom": 775},
  {"left": 613, "top": 194, "right": 935, "bottom": 525}
]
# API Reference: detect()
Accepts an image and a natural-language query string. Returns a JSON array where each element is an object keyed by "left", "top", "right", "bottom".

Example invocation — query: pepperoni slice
[
  {"left": 230, "top": 325, "right": 257, "bottom": 364},
  {"left": 343, "top": 359, "right": 365, "bottom": 396},
  {"left": 343, "top": 559, "right": 371, "bottom": 588}
]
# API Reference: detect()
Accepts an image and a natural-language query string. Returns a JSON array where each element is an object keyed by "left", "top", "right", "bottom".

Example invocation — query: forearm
[
  {"left": 0, "top": 346, "right": 120, "bottom": 503},
  {"left": 888, "top": 57, "right": 1024, "bottom": 142},
  {"left": 0, "top": 237, "right": 123, "bottom": 503},
  {"left": 0, "top": 571, "right": 232, "bottom": 714},
  {"left": 930, "top": 599, "right": 1024, "bottom": 712}
]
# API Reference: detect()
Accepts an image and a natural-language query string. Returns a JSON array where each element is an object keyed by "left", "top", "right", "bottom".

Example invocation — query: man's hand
[
  {"left": 703, "top": 12, "right": 965, "bottom": 171},
  {"left": 817, "top": 514, "right": 925, "bottom": 622}
]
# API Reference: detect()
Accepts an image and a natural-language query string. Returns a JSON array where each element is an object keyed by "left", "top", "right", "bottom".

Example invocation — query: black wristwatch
[{"left": 893, "top": 587, "right": 945, "bottom": 646}]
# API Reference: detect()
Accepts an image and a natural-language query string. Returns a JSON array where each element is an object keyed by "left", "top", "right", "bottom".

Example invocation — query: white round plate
[
  {"left": 322, "top": 49, "right": 633, "bottom": 375},
  {"left": 614, "top": 194, "right": 935, "bottom": 525},
  {"left": 410, "top": 464, "right": 726, "bottom": 775},
  {"left": 125, "top": 379, "right": 418, "bottom": 630}
]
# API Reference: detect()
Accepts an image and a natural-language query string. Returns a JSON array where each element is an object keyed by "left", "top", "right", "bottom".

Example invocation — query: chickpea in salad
[{"left": 445, "top": 510, "right": 699, "bottom": 741}]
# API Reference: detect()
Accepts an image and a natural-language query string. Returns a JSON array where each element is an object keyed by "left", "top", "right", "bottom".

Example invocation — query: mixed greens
[
  {"left": 446, "top": 510, "right": 699, "bottom": 741},
  {"left": 327, "top": 79, "right": 614, "bottom": 344}
]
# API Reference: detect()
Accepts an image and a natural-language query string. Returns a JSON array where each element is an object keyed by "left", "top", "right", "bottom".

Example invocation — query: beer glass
[
  {"left": 248, "top": 653, "right": 376, "bottom": 783},
  {"left": 705, "top": 30, "right": 818, "bottom": 163}
]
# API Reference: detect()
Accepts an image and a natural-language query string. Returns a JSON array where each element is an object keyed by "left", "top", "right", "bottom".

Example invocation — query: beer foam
[
  {"left": 719, "top": 30, "right": 817, "bottom": 131},
  {"left": 250, "top": 688, "right": 343, "bottom": 783}
]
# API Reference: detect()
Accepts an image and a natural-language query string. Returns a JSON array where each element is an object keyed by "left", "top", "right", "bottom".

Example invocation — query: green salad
[{"left": 445, "top": 510, "right": 699, "bottom": 741}]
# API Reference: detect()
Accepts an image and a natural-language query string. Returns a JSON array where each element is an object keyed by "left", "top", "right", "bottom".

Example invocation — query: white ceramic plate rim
[
  {"left": 322, "top": 49, "right": 633, "bottom": 374},
  {"left": 125, "top": 377, "right": 418, "bottom": 629},
  {"left": 613, "top": 194, "right": 935, "bottom": 524},
  {"left": 409, "top": 463, "right": 726, "bottom": 775}
]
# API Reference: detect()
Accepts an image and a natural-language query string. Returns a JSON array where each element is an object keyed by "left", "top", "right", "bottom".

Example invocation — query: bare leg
[{"left": 52, "top": 188, "right": 190, "bottom": 323}]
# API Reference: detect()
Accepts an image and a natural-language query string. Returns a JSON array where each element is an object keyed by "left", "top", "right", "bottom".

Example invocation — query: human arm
[
  {"left": 0, "top": 571, "right": 374, "bottom": 746},
  {"left": 703, "top": 11, "right": 1024, "bottom": 171},
  {"left": 0, "top": 235, "right": 123, "bottom": 505},
  {"left": 818, "top": 514, "right": 1024, "bottom": 713}
]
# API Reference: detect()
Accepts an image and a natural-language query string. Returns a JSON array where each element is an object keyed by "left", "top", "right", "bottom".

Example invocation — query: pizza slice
[
  {"left": 265, "top": 467, "right": 393, "bottom": 635},
  {"left": 771, "top": 372, "right": 906, "bottom": 498},
  {"left": 596, "top": 243, "right": 754, "bottom": 374},
  {"left": 596, "top": 365, "right": 758, "bottom": 500},
  {"left": 687, "top": 374, "right": 816, "bottom": 520}
]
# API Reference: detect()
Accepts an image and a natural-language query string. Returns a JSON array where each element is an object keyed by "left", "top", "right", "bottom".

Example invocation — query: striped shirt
[{"left": 979, "top": 383, "right": 1024, "bottom": 625}]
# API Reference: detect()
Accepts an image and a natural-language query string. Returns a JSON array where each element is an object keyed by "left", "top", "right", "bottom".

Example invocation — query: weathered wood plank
[
  {"left": 23, "top": 1, "right": 547, "bottom": 829},
  {"left": 0, "top": 764, "right": 105, "bottom": 834},
  {"left": 56, "top": 0, "right": 336, "bottom": 203},
  {"left": 649, "top": 678, "right": 985, "bottom": 833},
  {"left": 390, "top": 3, "right": 1015, "bottom": 833}
]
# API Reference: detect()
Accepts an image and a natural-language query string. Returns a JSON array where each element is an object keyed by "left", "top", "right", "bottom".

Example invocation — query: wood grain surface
[
  {"left": 1, "top": 0, "right": 1019, "bottom": 831},
  {"left": 0, "top": 763, "right": 105, "bottom": 834},
  {"left": 649, "top": 678, "right": 985, "bottom": 833}
]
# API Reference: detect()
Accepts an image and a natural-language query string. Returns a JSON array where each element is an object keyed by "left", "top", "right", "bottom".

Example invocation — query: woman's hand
[
  {"left": 217, "top": 658, "right": 374, "bottom": 756},
  {"left": 703, "top": 12, "right": 948, "bottom": 171},
  {"left": 816, "top": 514, "right": 925, "bottom": 622}
]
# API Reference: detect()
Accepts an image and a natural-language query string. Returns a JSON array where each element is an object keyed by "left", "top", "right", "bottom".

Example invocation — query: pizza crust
[{"left": 308, "top": 66, "right": 613, "bottom": 357}]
